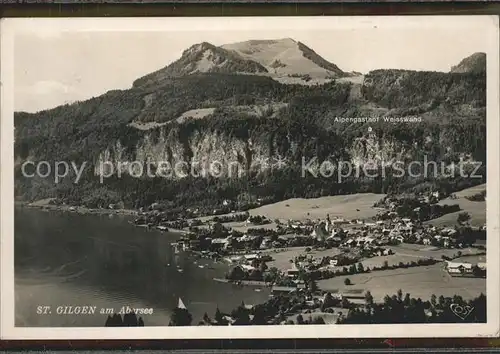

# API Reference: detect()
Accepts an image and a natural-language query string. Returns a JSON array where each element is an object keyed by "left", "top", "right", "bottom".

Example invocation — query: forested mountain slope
[{"left": 14, "top": 42, "right": 487, "bottom": 210}]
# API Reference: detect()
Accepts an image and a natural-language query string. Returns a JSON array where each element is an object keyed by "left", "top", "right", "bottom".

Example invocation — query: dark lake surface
[{"left": 14, "top": 208, "right": 271, "bottom": 327}]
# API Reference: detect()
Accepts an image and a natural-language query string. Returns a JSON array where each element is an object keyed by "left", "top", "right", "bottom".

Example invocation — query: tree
[
  {"left": 357, "top": 262, "right": 365, "bottom": 273},
  {"left": 365, "top": 291, "right": 374, "bottom": 307},
  {"left": 214, "top": 307, "right": 227, "bottom": 325},
  {"left": 249, "top": 269, "right": 263, "bottom": 281},
  {"left": 227, "top": 266, "right": 246, "bottom": 281},
  {"left": 323, "top": 292, "right": 335, "bottom": 307},
  {"left": 308, "top": 280, "right": 319, "bottom": 293},
  {"left": 264, "top": 266, "right": 281, "bottom": 283},
  {"left": 383, "top": 260, "right": 389, "bottom": 269},
  {"left": 104, "top": 315, "right": 113, "bottom": 327},
  {"left": 312, "top": 316, "right": 325, "bottom": 324},
  {"left": 169, "top": 307, "right": 193, "bottom": 326},
  {"left": 215, "top": 307, "right": 223, "bottom": 321},
  {"left": 431, "top": 294, "right": 437, "bottom": 308},
  {"left": 471, "top": 293, "right": 486, "bottom": 322},
  {"left": 438, "top": 295, "right": 446, "bottom": 309},
  {"left": 296, "top": 314, "right": 305, "bottom": 324},
  {"left": 251, "top": 304, "right": 268, "bottom": 325},
  {"left": 123, "top": 312, "right": 139, "bottom": 326},
  {"left": 457, "top": 212, "right": 471, "bottom": 224},
  {"left": 212, "top": 221, "right": 225, "bottom": 236},
  {"left": 383, "top": 295, "right": 392, "bottom": 306},
  {"left": 105, "top": 313, "right": 124, "bottom": 327},
  {"left": 203, "top": 312, "right": 211, "bottom": 324},
  {"left": 231, "top": 305, "right": 251, "bottom": 325},
  {"left": 404, "top": 293, "right": 411, "bottom": 306},
  {"left": 344, "top": 278, "right": 352, "bottom": 286},
  {"left": 472, "top": 265, "right": 486, "bottom": 278}
]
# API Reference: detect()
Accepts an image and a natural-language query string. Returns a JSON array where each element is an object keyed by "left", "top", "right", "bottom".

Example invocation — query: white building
[
  {"left": 244, "top": 253, "right": 260, "bottom": 262},
  {"left": 333, "top": 218, "right": 348, "bottom": 225},
  {"left": 241, "top": 264, "right": 257, "bottom": 272},
  {"left": 446, "top": 261, "right": 473, "bottom": 275}
]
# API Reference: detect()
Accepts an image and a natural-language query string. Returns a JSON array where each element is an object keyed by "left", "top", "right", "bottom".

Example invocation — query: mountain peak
[
  {"left": 185, "top": 41, "right": 217, "bottom": 54},
  {"left": 133, "top": 41, "right": 268, "bottom": 87},
  {"left": 133, "top": 38, "right": 349, "bottom": 87},
  {"left": 222, "top": 38, "right": 347, "bottom": 79},
  {"left": 239, "top": 38, "right": 297, "bottom": 46},
  {"left": 450, "top": 52, "right": 486, "bottom": 74}
]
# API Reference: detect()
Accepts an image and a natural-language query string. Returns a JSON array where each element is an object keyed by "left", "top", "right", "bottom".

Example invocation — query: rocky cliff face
[
  {"left": 93, "top": 123, "right": 416, "bottom": 180},
  {"left": 348, "top": 132, "right": 410, "bottom": 167},
  {"left": 95, "top": 127, "right": 284, "bottom": 178}
]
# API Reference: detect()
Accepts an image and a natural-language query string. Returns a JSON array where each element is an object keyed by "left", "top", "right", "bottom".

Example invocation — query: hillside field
[
  {"left": 318, "top": 264, "right": 485, "bottom": 302},
  {"left": 426, "top": 184, "right": 486, "bottom": 227},
  {"left": 247, "top": 193, "right": 385, "bottom": 222}
]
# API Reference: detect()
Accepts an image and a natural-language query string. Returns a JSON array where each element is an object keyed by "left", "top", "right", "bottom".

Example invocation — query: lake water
[{"left": 14, "top": 208, "right": 271, "bottom": 327}]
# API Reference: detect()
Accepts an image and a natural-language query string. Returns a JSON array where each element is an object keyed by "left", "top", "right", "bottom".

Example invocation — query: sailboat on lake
[{"left": 178, "top": 297, "right": 187, "bottom": 310}]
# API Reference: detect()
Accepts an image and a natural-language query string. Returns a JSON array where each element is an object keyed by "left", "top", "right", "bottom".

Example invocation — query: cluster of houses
[
  {"left": 305, "top": 212, "right": 485, "bottom": 251},
  {"left": 445, "top": 260, "right": 487, "bottom": 277},
  {"left": 226, "top": 253, "right": 272, "bottom": 266},
  {"left": 281, "top": 248, "right": 392, "bottom": 280},
  {"left": 173, "top": 207, "right": 485, "bottom": 264},
  {"left": 376, "top": 191, "right": 441, "bottom": 210}
]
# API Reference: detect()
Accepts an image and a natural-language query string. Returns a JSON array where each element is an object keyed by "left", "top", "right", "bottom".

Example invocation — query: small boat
[
  {"left": 178, "top": 297, "right": 187, "bottom": 309},
  {"left": 255, "top": 288, "right": 262, "bottom": 292},
  {"left": 177, "top": 269, "right": 184, "bottom": 273},
  {"left": 198, "top": 265, "right": 205, "bottom": 269}
]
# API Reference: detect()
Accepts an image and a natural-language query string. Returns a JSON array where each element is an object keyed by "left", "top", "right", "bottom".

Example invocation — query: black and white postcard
[{"left": 1, "top": 16, "right": 499, "bottom": 339}]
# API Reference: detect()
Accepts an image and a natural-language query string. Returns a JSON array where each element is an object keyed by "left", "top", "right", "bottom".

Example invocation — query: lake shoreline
[
  {"left": 15, "top": 200, "right": 193, "bottom": 237},
  {"left": 14, "top": 207, "right": 273, "bottom": 326},
  {"left": 16, "top": 200, "right": 139, "bottom": 216}
]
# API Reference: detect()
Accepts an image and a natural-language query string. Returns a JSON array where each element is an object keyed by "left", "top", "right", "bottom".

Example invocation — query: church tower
[{"left": 325, "top": 213, "right": 332, "bottom": 232}]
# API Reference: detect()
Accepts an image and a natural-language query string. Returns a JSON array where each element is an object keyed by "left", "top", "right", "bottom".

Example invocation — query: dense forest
[{"left": 14, "top": 52, "right": 487, "bottom": 210}]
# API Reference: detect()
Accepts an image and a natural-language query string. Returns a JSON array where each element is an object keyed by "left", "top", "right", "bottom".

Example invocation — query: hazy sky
[{"left": 14, "top": 25, "right": 491, "bottom": 113}]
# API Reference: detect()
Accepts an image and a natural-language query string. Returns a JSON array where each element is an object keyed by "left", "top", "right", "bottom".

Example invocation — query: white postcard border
[{"left": 1, "top": 15, "right": 499, "bottom": 340}]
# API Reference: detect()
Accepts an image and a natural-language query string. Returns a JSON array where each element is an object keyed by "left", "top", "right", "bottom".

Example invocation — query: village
[
  {"left": 25, "top": 185, "right": 487, "bottom": 326},
  {"left": 130, "top": 187, "right": 487, "bottom": 325}
]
